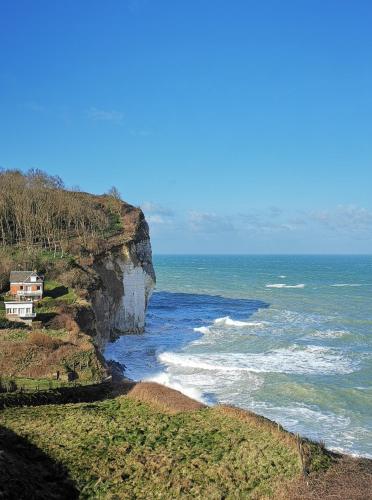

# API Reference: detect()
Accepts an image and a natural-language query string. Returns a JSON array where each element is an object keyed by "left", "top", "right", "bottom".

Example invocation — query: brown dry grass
[
  {"left": 280, "top": 455, "right": 372, "bottom": 500},
  {"left": 0, "top": 341, "right": 76, "bottom": 378},
  {"left": 0, "top": 330, "right": 105, "bottom": 381},
  {"left": 125, "top": 381, "right": 205, "bottom": 414},
  {"left": 218, "top": 405, "right": 296, "bottom": 437},
  {"left": 28, "top": 331, "right": 64, "bottom": 350},
  {"left": 48, "top": 313, "right": 80, "bottom": 335}
]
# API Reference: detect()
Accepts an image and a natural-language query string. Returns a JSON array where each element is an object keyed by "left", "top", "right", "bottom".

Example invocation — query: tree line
[{"left": 0, "top": 168, "right": 121, "bottom": 251}]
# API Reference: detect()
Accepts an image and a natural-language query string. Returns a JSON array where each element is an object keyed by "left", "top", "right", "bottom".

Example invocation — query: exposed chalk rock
[{"left": 89, "top": 204, "right": 155, "bottom": 349}]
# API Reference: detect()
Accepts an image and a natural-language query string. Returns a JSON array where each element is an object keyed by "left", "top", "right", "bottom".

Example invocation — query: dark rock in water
[{"left": 107, "top": 359, "right": 126, "bottom": 380}]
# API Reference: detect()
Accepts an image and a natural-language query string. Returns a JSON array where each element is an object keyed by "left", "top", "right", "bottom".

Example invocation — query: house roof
[{"left": 10, "top": 271, "right": 44, "bottom": 283}]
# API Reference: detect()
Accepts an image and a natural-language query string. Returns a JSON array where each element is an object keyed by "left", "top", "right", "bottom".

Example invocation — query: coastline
[{"left": 114, "top": 255, "right": 372, "bottom": 459}]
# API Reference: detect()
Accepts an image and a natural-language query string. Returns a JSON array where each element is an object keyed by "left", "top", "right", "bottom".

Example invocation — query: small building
[
  {"left": 9, "top": 271, "right": 44, "bottom": 302},
  {"left": 4, "top": 300, "right": 36, "bottom": 324}
]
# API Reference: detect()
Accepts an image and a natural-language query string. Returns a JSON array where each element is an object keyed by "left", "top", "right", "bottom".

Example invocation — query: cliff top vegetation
[
  {"left": 0, "top": 168, "right": 147, "bottom": 293},
  {"left": 0, "top": 168, "right": 122, "bottom": 251}
]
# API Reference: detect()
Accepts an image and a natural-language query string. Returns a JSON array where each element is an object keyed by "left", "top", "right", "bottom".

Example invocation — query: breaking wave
[
  {"left": 213, "top": 316, "right": 266, "bottom": 327},
  {"left": 158, "top": 345, "right": 355, "bottom": 376},
  {"left": 266, "top": 283, "right": 305, "bottom": 289},
  {"left": 193, "top": 326, "right": 211, "bottom": 334},
  {"left": 193, "top": 317, "right": 266, "bottom": 335},
  {"left": 331, "top": 283, "right": 362, "bottom": 287},
  {"left": 310, "top": 329, "right": 349, "bottom": 338},
  {"left": 146, "top": 371, "right": 206, "bottom": 402}
]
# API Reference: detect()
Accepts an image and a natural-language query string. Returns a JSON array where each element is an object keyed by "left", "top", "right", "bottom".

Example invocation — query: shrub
[
  {"left": 60, "top": 268, "right": 95, "bottom": 292},
  {"left": 28, "top": 332, "right": 64, "bottom": 350},
  {"left": 48, "top": 313, "right": 80, "bottom": 335},
  {"left": 0, "top": 317, "right": 28, "bottom": 329},
  {"left": 0, "top": 377, "right": 18, "bottom": 393}
]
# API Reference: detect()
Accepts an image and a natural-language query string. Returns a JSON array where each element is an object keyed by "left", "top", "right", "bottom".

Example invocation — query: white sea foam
[
  {"left": 276, "top": 308, "right": 331, "bottom": 326},
  {"left": 213, "top": 316, "right": 266, "bottom": 327},
  {"left": 278, "top": 275, "right": 287, "bottom": 278},
  {"left": 250, "top": 401, "right": 351, "bottom": 429},
  {"left": 193, "top": 326, "right": 211, "bottom": 334},
  {"left": 266, "top": 283, "right": 305, "bottom": 289},
  {"left": 146, "top": 371, "right": 206, "bottom": 402},
  {"left": 331, "top": 283, "right": 362, "bottom": 287},
  {"left": 246, "top": 401, "right": 372, "bottom": 458},
  {"left": 310, "top": 329, "right": 349, "bottom": 338},
  {"left": 145, "top": 368, "right": 264, "bottom": 405},
  {"left": 158, "top": 345, "right": 355, "bottom": 375}
]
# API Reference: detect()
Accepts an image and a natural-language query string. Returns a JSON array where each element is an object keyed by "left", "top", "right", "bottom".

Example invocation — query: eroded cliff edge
[{"left": 89, "top": 202, "right": 156, "bottom": 348}]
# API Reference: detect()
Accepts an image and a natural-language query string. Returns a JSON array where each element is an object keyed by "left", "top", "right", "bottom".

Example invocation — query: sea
[{"left": 105, "top": 255, "right": 372, "bottom": 458}]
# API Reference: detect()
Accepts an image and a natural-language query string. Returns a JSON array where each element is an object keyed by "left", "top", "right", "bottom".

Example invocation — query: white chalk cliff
[{"left": 89, "top": 203, "right": 155, "bottom": 348}]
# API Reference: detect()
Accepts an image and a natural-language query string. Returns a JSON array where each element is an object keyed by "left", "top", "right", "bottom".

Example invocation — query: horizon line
[{"left": 152, "top": 253, "right": 372, "bottom": 257}]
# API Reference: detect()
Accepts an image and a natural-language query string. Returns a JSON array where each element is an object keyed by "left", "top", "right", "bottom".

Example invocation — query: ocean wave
[
  {"left": 331, "top": 283, "right": 362, "bottom": 287},
  {"left": 145, "top": 368, "right": 263, "bottom": 405},
  {"left": 266, "top": 283, "right": 305, "bottom": 289},
  {"left": 250, "top": 401, "right": 351, "bottom": 428},
  {"left": 193, "top": 326, "right": 211, "bottom": 334},
  {"left": 158, "top": 345, "right": 355, "bottom": 375},
  {"left": 213, "top": 316, "right": 266, "bottom": 327},
  {"left": 310, "top": 329, "right": 349, "bottom": 338},
  {"left": 246, "top": 401, "right": 372, "bottom": 458},
  {"left": 146, "top": 371, "right": 206, "bottom": 402},
  {"left": 274, "top": 308, "right": 333, "bottom": 326}
]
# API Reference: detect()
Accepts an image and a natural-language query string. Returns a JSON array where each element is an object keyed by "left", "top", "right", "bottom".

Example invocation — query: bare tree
[{"left": 0, "top": 169, "right": 121, "bottom": 253}]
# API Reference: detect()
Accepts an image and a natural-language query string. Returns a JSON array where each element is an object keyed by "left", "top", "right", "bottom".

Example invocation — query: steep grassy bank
[
  {"left": 0, "top": 386, "right": 326, "bottom": 499},
  {"left": 1, "top": 382, "right": 371, "bottom": 499}
]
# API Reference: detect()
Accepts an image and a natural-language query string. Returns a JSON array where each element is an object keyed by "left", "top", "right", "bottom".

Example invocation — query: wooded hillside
[{"left": 0, "top": 169, "right": 121, "bottom": 251}]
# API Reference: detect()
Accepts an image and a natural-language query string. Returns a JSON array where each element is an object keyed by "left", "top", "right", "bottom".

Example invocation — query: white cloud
[
  {"left": 188, "top": 211, "right": 235, "bottom": 233},
  {"left": 141, "top": 202, "right": 174, "bottom": 226},
  {"left": 87, "top": 107, "right": 124, "bottom": 123},
  {"left": 146, "top": 214, "right": 171, "bottom": 225},
  {"left": 141, "top": 202, "right": 174, "bottom": 217},
  {"left": 310, "top": 205, "right": 372, "bottom": 233},
  {"left": 141, "top": 202, "right": 372, "bottom": 243}
]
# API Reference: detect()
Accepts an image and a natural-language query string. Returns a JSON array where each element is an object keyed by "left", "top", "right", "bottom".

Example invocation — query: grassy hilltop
[
  {"left": 1, "top": 382, "right": 371, "bottom": 499},
  {"left": 0, "top": 382, "right": 335, "bottom": 499}
]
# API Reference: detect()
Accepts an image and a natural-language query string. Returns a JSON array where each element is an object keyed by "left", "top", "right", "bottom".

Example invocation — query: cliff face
[{"left": 89, "top": 202, "right": 155, "bottom": 349}]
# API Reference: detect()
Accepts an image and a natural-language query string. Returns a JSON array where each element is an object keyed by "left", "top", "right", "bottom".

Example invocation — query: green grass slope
[{"left": 0, "top": 393, "right": 331, "bottom": 499}]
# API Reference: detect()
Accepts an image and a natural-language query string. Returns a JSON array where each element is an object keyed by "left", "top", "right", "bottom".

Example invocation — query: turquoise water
[{"left": 106, "top": 255, "right": 372, "bottom": 457}]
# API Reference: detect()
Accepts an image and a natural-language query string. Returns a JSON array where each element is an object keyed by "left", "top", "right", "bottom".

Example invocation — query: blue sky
[{"left": 1, "top": 0, "right": 371, "bottom": 253}]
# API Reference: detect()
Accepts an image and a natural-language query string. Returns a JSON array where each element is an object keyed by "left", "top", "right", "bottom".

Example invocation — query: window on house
[
  {"left": 37, "top": 286, "right": 40, "bottom": 290},
  {"left": 20, "top": 286, "right": 23, "bottom": 290}
]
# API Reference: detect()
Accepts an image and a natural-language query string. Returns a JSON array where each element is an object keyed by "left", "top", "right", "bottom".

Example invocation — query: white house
[{"left": 5, "top": 301, "right": 36, "bottom": 324}]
